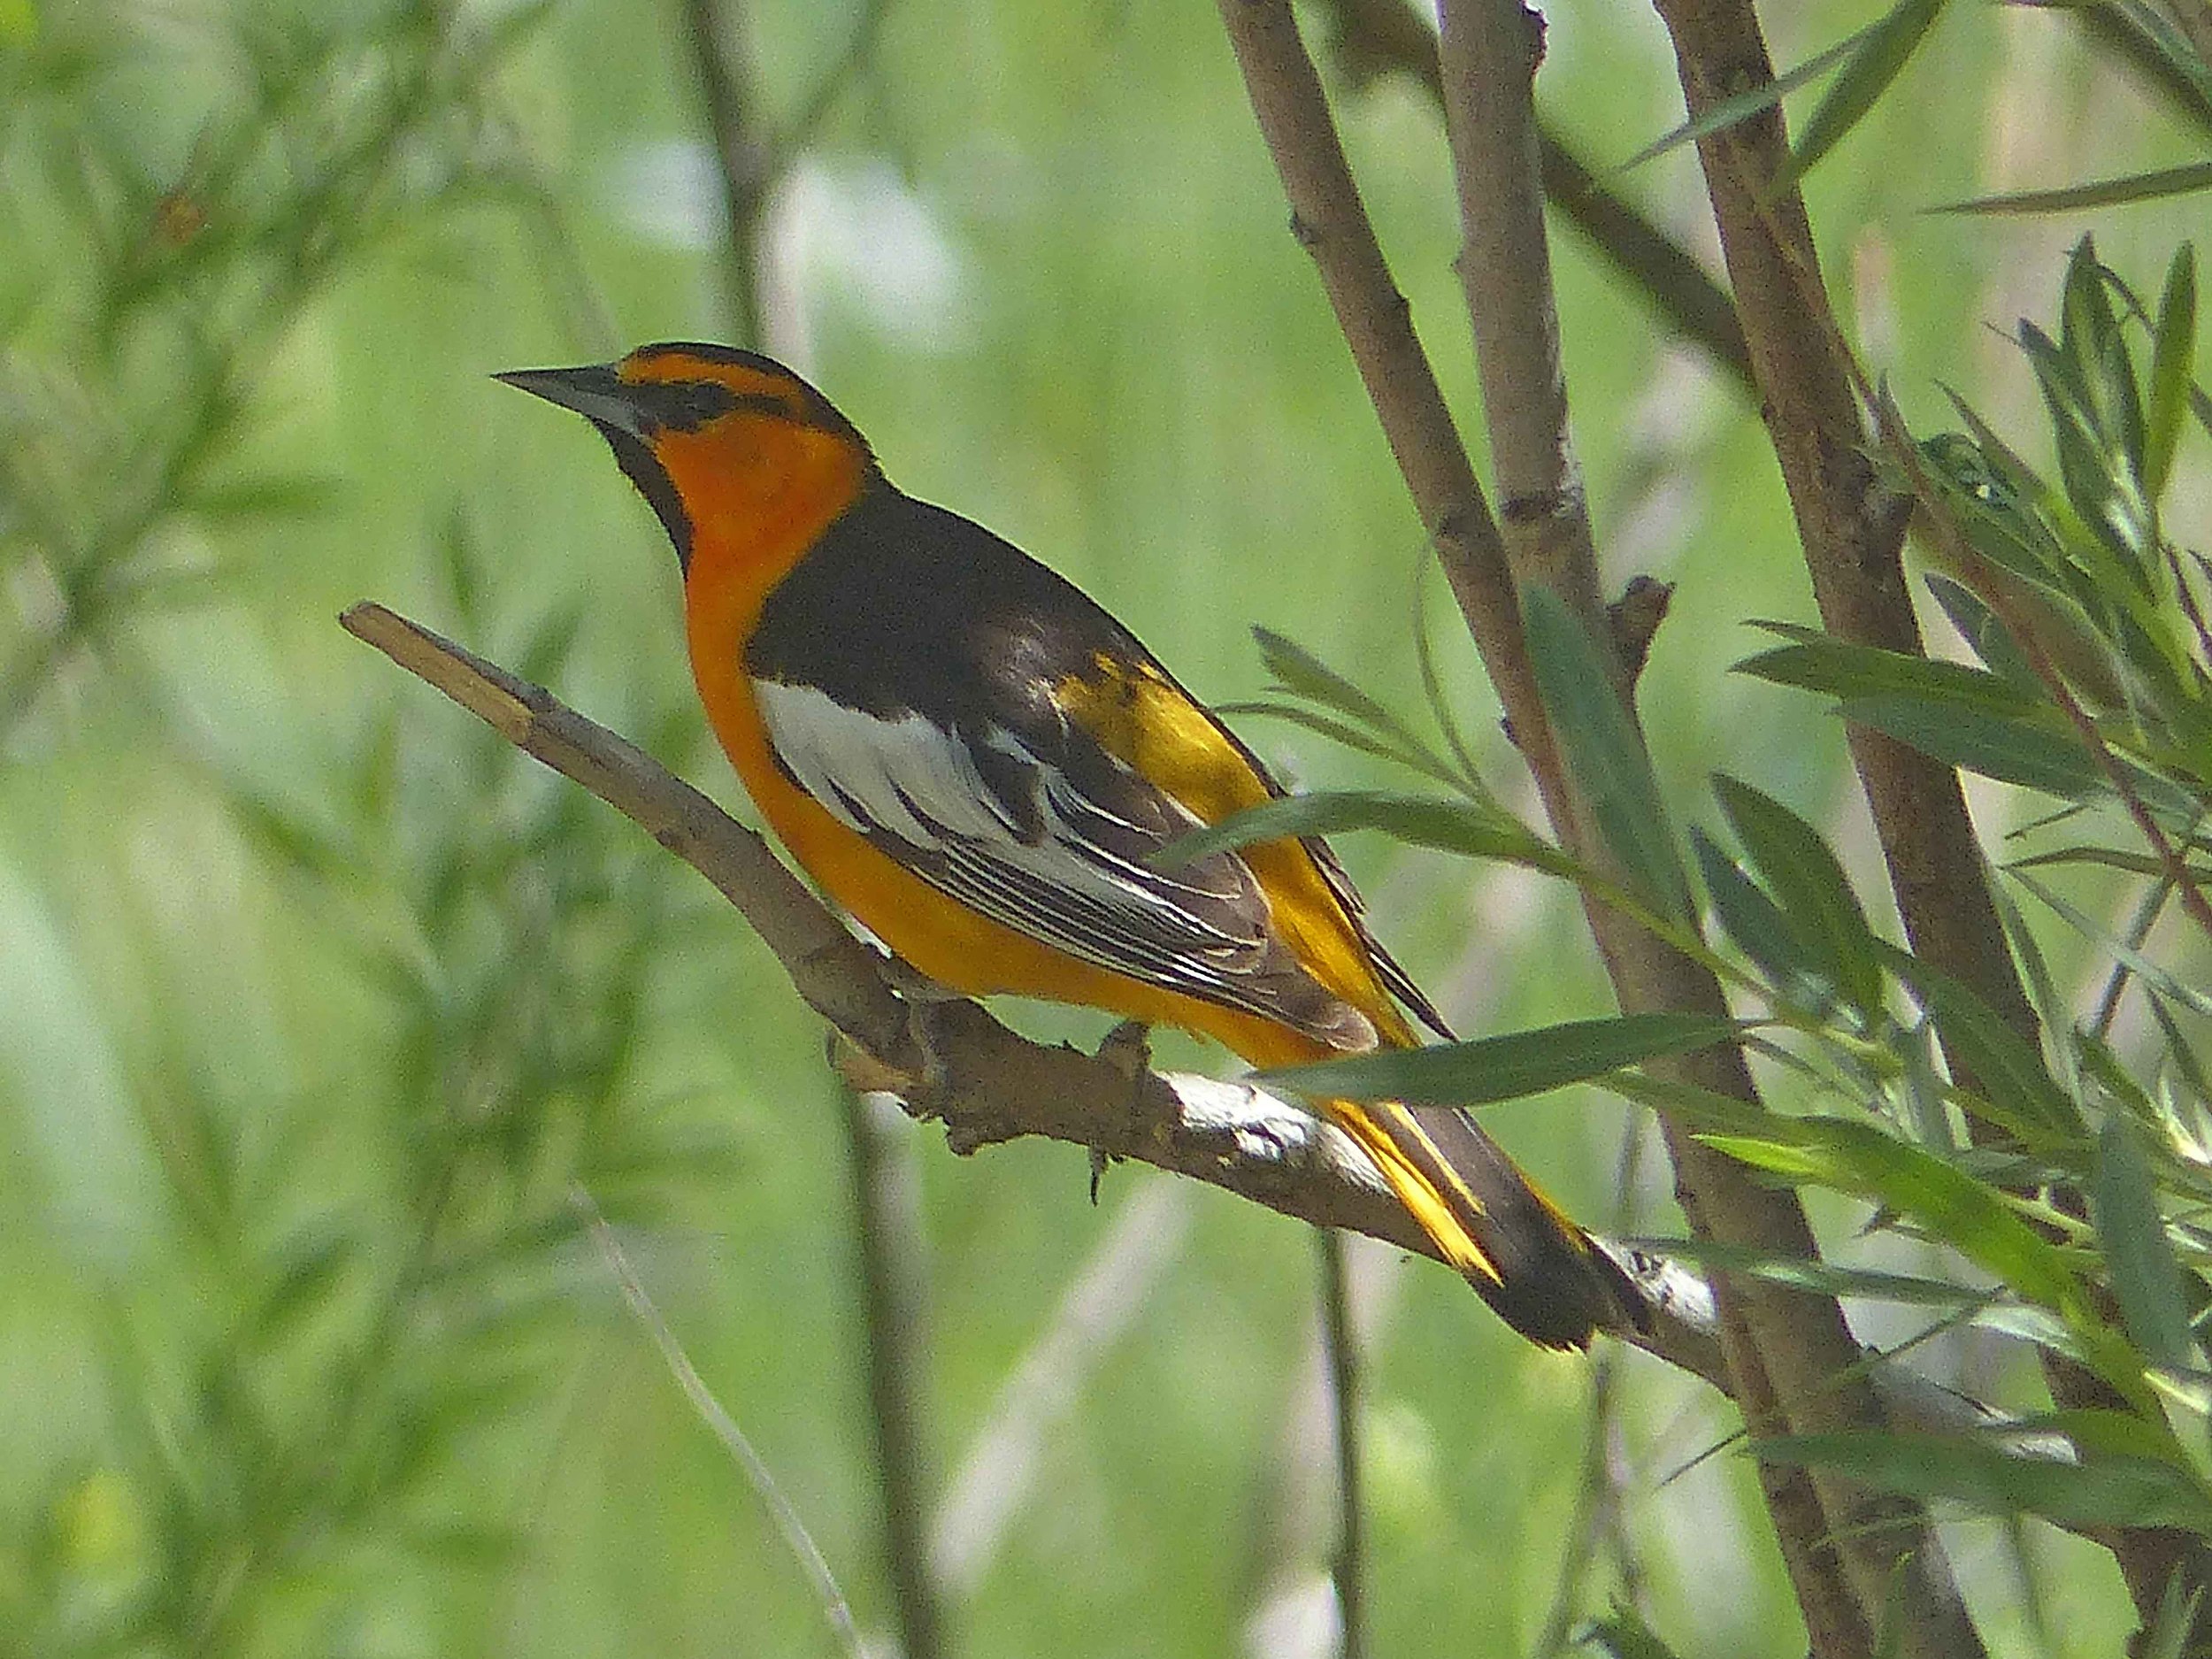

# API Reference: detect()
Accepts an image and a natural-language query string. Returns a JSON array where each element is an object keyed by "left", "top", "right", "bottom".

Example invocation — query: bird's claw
[{"left": 1086, "top": 1019, "right": 1152, "bottom": 1202}]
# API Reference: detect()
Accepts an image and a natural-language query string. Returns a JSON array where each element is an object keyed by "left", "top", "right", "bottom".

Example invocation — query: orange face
[{"left": 609, "top": 347, "right": 875, "bottom": 606}]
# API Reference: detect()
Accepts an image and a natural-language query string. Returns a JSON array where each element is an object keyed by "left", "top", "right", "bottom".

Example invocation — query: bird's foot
[{"left": 1087, "top": 1019, "right": 1152, "bottom": 1202}]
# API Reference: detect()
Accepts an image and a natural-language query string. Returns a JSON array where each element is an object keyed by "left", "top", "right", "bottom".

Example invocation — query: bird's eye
[{"left": 667, "top": 381, "right": 740, "bottom": 426}]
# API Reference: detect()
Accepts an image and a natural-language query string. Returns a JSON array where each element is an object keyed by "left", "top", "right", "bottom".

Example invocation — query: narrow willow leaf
[
  {"left": 1525, "top": 587, "right": 1693, "bottom": 922},
  {"left": 1840, "top": 694, "right": 2108, "bottom": 798},
  {"left": 1938, "top": 161, "right": 2212, "bottom": 215},
  {"left": 1701, "top": 1116, "right": 2089, "bottom": 1315},
  {"left": 2093, "top": 1115, "right": 2198, "bottom": 1369},
  {"left": 1583, "top": 1604, "right": 1686, "bottom": 1659},
  {"left": 1409, "top": 569, "right": 1484, "bottom": 794},
  {"left": 2010, "top": 869, "right": 2212, "bottom": 1019},
  {"left": 1756, "top": 1431, "right": 2212, "bottom": 1532},
  {"left": 1783, "top": 0, "right": 1947, "bottom": 186},
  {"left": 2144, "top": 1575, "right": 2207, "bottom": 1659},
  {"left": 1738, "top": 634, "right": 2040, "bottom": 711},
  {"left": 1257, "top": 1012, "right": 1739, "bottom": 1107},
  {"left": 1620, "top": 26, "right": 1867, "bottom": 168},
  {"left": 1712, "top": 775, "right": 1884, "bottom": 1016},
  {"left": 1692, "top": 828, "right": 1816, "bottom": 995},
  {"left": 1153, "top": 789, "right": 1566, "bottom": 876},
  {"left": 1924, "top": 572, "right": 2039, "bottom": 692},
  {"left": 1253, "top": 626, "right": 1418, "bottom": 754},
  {"left": 2146, "top": 245, "right": 2199, "bottom": 504},
  {"left": 1882, "top": 948, "right": 2081, "bottom": 1133},
  {"left": 1604, "top": 1069, "right": 1776, "bottom": 1138},
  {"left": 1215, "top": 700, "right": 1463, "bottom": 789}
]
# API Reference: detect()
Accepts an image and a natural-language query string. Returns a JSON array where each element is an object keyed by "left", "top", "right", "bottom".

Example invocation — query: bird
[{"left": 497, "top": 342, "right": 1632, "bottom": 1348}]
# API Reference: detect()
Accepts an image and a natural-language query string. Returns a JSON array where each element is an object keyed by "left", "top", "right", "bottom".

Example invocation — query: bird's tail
[{"left": 1324, "top": 1098, "right": 1638, "bottom": 1349}]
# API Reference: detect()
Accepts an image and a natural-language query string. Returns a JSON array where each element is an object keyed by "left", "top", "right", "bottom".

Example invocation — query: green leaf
[
  {"left": 1692, "top": 827, "right": 1817, "bottom": 997},
  {"left": 2010, "top": 868, "right": 2212, "bottom": 1020},
  {"left": 1582, "top": 1603, "right": 1686, "bottom": 1659},
  {"left": 1620, "top": 26, "right": 1867, "bottom": 168},
  {"left": 1525, "top": 587, "right": 1692, "bottom": 922},
  {"left": 1756, "top": 1431, "right": 2212, "bottom": 1532},
  {"left": 1257, "top": 1012, "right": 1739, "bottom": 1107},
  {"left": 1711, "top": 775, "right": 1884, "bottom": 1017},
  {"left": 2093, "top": 1115, "right": 2197, "bottom": 1369},
  {"left": 1738, "top": 633, "right": 2041, "bottom": 712},
  {"left": 1936, "top": 161, "right": 2212, "bottom": 215},
  {"left": 1252, "top": 626, "right": 1421, "bottom": 758},
  {"left": 2145, "top": 244, "right": 2198, "bottom": 504},
  {"left": 1216, "top": 700, "right": 1464, "bottom": 789},
  {"left": 1700, "top": 1116, "right": 2089, "bottom": 1315},
  {"left": 1924, "top": 572, "right": 2039, "bottom": 693},
  {"left": 1153, "top": 789, "right": 1568, "bottom": 878},
  {"left": 1882, "top": 948, "right": 2081, "bottom": 1133},
  {"left": 2142, "top": 1573, "right": 2207, "bottom": 1659},
  {"left": 1783, "top": 0, "right": 1947, "bottom": 186},
  {"left": 1839, "top": 694, "right": 2107, "bottom": 798}
]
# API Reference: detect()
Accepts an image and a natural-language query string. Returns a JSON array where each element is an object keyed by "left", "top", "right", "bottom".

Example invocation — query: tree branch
[
  {"left": 1315, "top": 0, "right": 1755, "bottom": 395},
  {"left": 1642, "top": 0, "right": 2212, "bottom": 1637},
  {"left": 339, "top": 600, "right": 1732, "bottom": 1368},
  {"left": 1220, "top": 0, "right": 1972, "bottom": 1649}
]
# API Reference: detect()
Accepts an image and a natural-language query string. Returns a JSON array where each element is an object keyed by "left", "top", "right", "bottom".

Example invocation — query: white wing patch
[
  {"left": 755, "top": 679, "right": 1030, "bottom": 845},
  {"left": 751, "top": 677, "right": 1278, "bottom": 1002}
]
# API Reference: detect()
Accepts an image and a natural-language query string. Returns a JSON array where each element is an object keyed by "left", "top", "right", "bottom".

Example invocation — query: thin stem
[
  {"left": 1315, "top": 1229, "right": 1367, "bottom": 1659},
  {"left": 575, "top": 1187, "right": 864, "bottom": 1657},
  {"left": 680, "top": 0, "right": 768, "bottom": 340},
  {"left": 1313, "top": 0, "right": 1755, "bottom": 393},
  {"left": 837, "top": 1082, "right": 948, "bottom": 1659}
]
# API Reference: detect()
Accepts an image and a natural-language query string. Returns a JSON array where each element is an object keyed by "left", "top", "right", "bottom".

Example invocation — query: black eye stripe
[{"left": 630, "top": 382, "right": 805, "bottom": 432}]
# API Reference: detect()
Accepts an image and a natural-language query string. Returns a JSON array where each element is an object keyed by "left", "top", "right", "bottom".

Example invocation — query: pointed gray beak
[{"left": 493, "top": 364, "right": 648, "bottom": 436}]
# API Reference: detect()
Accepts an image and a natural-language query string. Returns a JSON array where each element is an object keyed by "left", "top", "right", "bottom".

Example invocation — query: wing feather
[{"left": 754, "top": 678, "right": 1374, "bottom": 1047}]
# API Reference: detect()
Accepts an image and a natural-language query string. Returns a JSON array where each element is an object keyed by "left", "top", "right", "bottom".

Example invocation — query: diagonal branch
[
  {"left": 340, "top": 600, "right": 1738, "bottom": 1369},
  {"left": 1315, "top": 0, "right": 1755, "bottom": 395}
]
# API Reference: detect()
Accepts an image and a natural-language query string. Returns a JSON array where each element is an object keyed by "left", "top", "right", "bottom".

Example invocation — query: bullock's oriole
[{"left": 499, "top": 343, "right": 1628, "bottom": 1348}]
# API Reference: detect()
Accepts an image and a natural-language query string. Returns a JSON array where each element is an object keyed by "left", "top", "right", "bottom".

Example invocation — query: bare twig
[
  {"left": 574, "top": 1187, "right": 863, "bottom": 1656},
  {"left": 680, "top": 0, "right": 771, "bottom": 334},
  {"left": 771, "top": 0, "right": 902, "bottom": 169},
  {"left": 1315, "top": 1229, "right": 1367, "bottom": 1659},
  {"left": 1315, "top": 0, "right": 1755, "bottom": 394},
  {"left": 836, "top": 1083, "right": 946, "bottom": 1659}
]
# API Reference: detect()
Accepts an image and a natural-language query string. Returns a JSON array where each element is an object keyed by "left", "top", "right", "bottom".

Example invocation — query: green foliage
[{"left": 1239, "top": 240, "right": 2212, "bottom": 1555}]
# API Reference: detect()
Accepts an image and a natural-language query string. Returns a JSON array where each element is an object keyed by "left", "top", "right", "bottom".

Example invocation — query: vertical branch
[
  {"left": 1643, "top": 0, "right": 2212, "bottom": 1636},
  {"left": 1432, "top": 4, "right": 1975, "bottom": 1654},
  {"left": 680, "top": 0, "right": 770, "bottom": 338},
  {"left": 1217, "top": 0, "right": 1976, "bottom": 1650},
  {"left": 839, "top": 1085, "right": 948, "bottom": 1659},
  {"left": 1436, "top": 0, "right": 1598, "bottom": 620},
  {"left": 1315, "top": 0, "right": 1755, "bottom": 394},
  {"left": 1315, "top": 1230, "right": 1367, "bottom": 1659}
]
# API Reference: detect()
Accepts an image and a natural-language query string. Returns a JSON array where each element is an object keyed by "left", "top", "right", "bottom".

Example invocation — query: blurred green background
[{"left": 2, "top": 0, "right": 2205, "bottom": 1654}]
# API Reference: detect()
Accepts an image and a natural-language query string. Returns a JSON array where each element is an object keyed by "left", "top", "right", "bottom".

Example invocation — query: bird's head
[{"left": 496, "top": 343, "right": 874, "bottom": 576}]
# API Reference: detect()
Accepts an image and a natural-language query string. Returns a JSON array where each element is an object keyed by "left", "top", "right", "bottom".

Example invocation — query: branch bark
[{"left": 1316, "top": 0, "right": 1755, "bottom": 396}]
